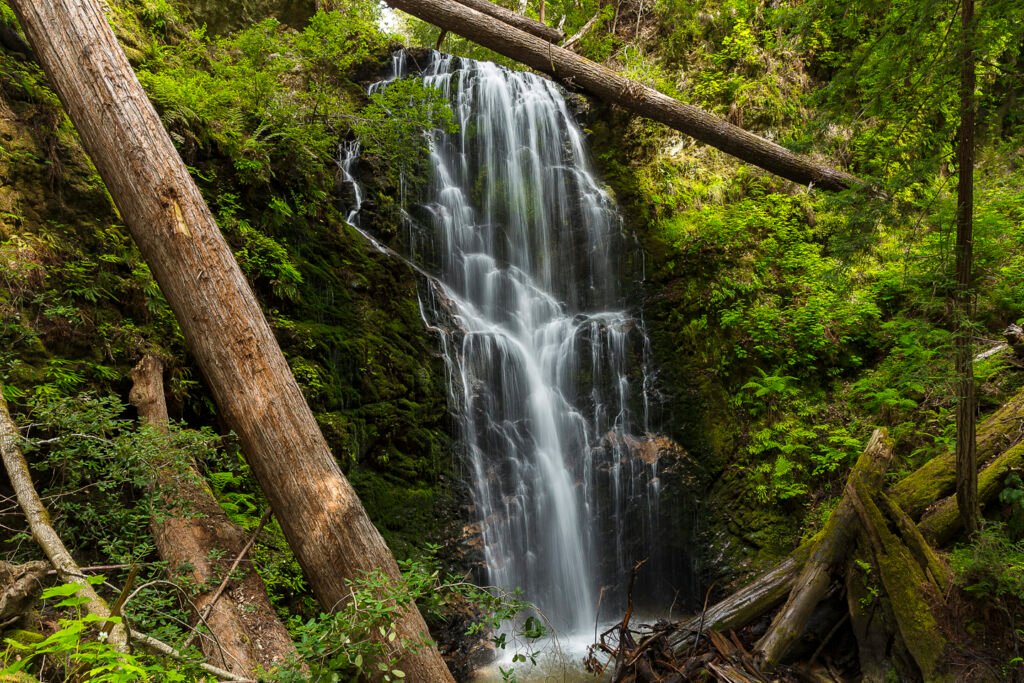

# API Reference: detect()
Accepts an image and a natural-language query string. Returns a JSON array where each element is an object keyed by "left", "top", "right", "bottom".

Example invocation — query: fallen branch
[
  {"left": 0, "top": 385, "right": 128, "bottom": 651},
  {"left": 561, "top": 11, "right": 602, "bottom": 50},
  {"left": 128, "top": 629, "right": 257, "bottom": 683}
]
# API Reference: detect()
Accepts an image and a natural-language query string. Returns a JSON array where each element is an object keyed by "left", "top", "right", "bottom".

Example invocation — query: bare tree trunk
[
  {"left": 130, "top": 355, "right": 299, "bottom": 677},
  {"left": 7, "top": 2, "right": 452, "bottom": 679},
  {"left": 0, "top": 386, "right": 128, "bottom": 651},
  {"left": 755, "top": 429, "right": 892, "bottom": 667},
  {"left": 954, "top": 0, "right": 979, "bottom": 537},
  {"left": 386, "top": 0, "right": 865, "bottom": 190}
]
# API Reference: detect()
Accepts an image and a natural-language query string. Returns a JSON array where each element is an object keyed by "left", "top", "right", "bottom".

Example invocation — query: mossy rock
[
  {"left": 0, "top": 674, "right": 40, "bottom": 683},
  {"left": 2, "top": 630, "right": 44, "bottom": 647}
]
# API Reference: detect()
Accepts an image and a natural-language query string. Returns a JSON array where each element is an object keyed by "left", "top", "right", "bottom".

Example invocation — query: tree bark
[
  {"left": 755, "top": 429, "right": 892, "bottom": 668},
  {"left": 0, "top": 560, "right": 49, "bottom": 625},
  {"left": 386, "top": 0, "right": 865, "bottom": 190},
  {"left": 0, "top": 385, "right": 129, "bottom": 651},
  {"left": 7, "top": 2, "right": 452, "bottom": 679},
  {"left": 454, "top": 0, "right": 563, "bottom": 43},
  {"left": 845, "top": 545, "right": 895, "bottom": 683},
  {"left": 954, "top": 0, "right": 980, "bottom": 537},
  {"left": 129, "top": 355, "right": 299, "bottom": 677}
]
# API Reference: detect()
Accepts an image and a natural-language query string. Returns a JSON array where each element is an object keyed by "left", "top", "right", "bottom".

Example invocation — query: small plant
[
  {"left": 853, "top": 558, "right": 880, "bottom": 610},
  {"left": 951, "top": 523, "right": 1024, "bottom": 603},
  {"left": 275, "top": 550, "right": 547, "bottom": 682},
  {"left": 999, "top": 473, "right": 1024, "bottom": 538},
  {"left": 1, "top": 578, "right": 189, "bottom": 682}
]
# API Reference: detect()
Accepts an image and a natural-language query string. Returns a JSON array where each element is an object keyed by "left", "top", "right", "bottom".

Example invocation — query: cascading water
[{"left": 345, "top": 50, "right": 669, "bottom": 639}]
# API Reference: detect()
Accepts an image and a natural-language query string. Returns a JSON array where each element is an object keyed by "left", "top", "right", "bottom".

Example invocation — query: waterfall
[{"left": 346, "top": 51, "right": 664, "bottom": 636}]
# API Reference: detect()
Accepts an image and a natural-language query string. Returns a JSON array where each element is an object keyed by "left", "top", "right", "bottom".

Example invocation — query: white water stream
[{"left": 344, "top": 51, "right": 664, "bottom": 657}]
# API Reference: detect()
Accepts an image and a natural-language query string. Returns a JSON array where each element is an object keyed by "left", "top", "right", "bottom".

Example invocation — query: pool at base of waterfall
[
  {"left": 471, "top": 630, "right": 606, "bottom": 682},
  {"left": 469, "top": 615, "right": 667, "bottom": 682}
]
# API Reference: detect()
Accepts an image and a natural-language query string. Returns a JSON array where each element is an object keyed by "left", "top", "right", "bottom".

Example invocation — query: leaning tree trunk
[
  {"left": 7, "top": 2, "right": 452, "bottom": 679},
  {"left": 386, "top": 0, "right": 864, "bottom": 190},
  {"left": 130, "top": 355, "right": 299, "bottom": 677}
]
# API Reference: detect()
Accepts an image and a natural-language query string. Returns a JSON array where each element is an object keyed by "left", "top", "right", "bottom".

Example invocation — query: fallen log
[
  {"left": 754, "top": 429, "right": 893, "bottom": 667},
  {"left": 666, "top": 552, "right": 806, "bottom": 656},
  {"left": 876, "top": 492, "right": 952, "bottom": 591},
  {"left": 891, "top": 386, "right": 1024, "bottom": 519},
  {"left": 384, "top": 0, "right": 865, "bottom": 190},
  {"left": 129, "top": 355, "right": 299, "bottom": 677},
  {"left": 0, "top": 385, "right": 128, "bottom": 651},
  {"left": 666, "top": 421, "right": 1020, "bottom": 670},
  {"left": 658, "top": 385, "right": 1024, "bottom": 673},
  {"left": 452, "top": 0, "right": 563, "bottom": 43},
  {"left": 917, "top": 440, "right": 1024, "bottom": 545}
]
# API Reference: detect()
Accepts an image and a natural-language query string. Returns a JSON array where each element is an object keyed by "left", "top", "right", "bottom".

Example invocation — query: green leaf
[{"left": 42, "top": 582, "right": 82, "bottom": 599}]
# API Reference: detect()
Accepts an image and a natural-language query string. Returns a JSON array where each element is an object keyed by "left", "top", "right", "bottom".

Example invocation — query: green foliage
[
  {"left": 951, "top": 524, "right": 1024, "bottom": 602},
  {"left": 16, "top": 393, "right": 160, "bottom": 562},
  {"left": 1000, "top": 473, "right": 1024, "bottom": 538},
  {"left": 1, "top": 579, "right": 193, "bottom": 681},
  {"left": 215, "top": 192, "right": 304, "bottom": 301},
  {"left": 274, "top": 551, "right": 545, "bottom": 682},
  {"left": 659, "top": 193, "right": 881, "bottom": 377},
  {"left": 588, "top": 0, "right": 1024, "bottom": 547},
  {"left": 353, "top": 78, "right": 458, "bottom": 181}
]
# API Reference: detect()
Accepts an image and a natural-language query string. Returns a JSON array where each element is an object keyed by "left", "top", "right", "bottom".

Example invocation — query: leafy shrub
[
  {"left": 1, "top": 578, "right": 195, "bottom": 682},
  {"left": 275, "top": 550, "right": 545, "bottom": 682}
]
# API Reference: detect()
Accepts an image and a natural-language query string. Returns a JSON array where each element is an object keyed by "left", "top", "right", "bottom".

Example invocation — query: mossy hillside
[
  {"left": 586, "top": 0, "right": 1024, "bottom": 581},
  {"left": 1, "top": 33, "right": 177, "bottom": 398},
  {"left": 0, "top": 0, "right": 458, "bottom": 574}
]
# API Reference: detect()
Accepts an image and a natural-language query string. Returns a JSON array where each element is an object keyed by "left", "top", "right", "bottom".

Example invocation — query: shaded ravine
[{"left": 345, "top": 50, "right": 668, "bottom": 637}]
